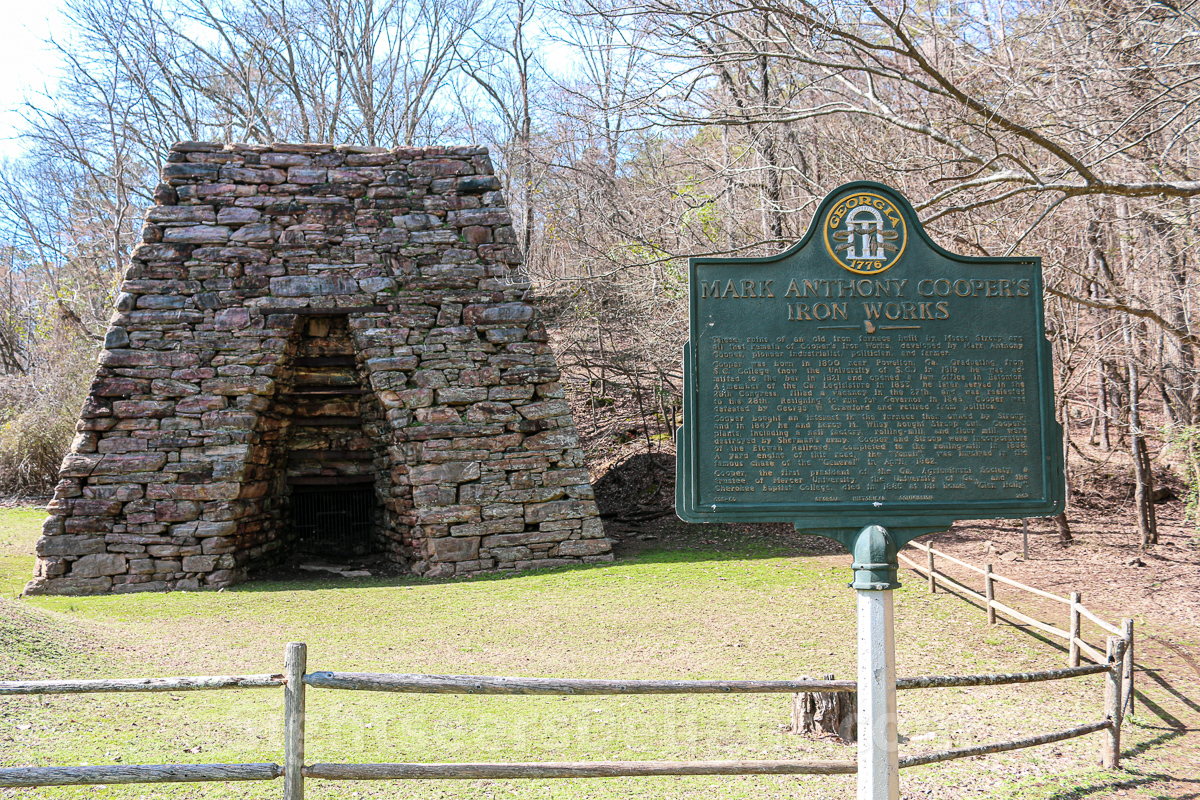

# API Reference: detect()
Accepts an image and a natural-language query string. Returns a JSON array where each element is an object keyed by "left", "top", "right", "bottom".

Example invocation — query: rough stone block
[
  {"left": 162, "top": 225, "right": 230, "bottom": 244},
  {"left": 463, "top": 303, "right": 533, "bottom": 326},
  {"left": 202, "top": 377, "right": 275, "bottom": 396},
  {"left": 423, "top": 563, "right": 456, "bottom": 579},
  {"left": 415, "top": 407, "right": 461, "bottom": 425},
  {"left": 543, "top": 468, "right": 592, "bottom": 488},
  {"left": 59, "top": 453, "right": 103, "bottom": 477},
  {"left": 413, "top": 485, "right": 457, "bottom": 507},
  {"left": 201, "top": 536, "right": 238, "bottom": 555},
  {"left": 450, "top": 518, "right": 526, "bottom": 538},
  {"left": 488, "top": 545, "right": 532, "bottom": 562},
  {"left": 482, "top": 502, "right": 525, "bottom": 519},
  {"left": 217, "top": 207, "right": 263, "bottom": 224},
  {"left": 25, "top": 576, "right": 114, "bottom": 595},
  {"left": 417, "top": 505, "right": 481, "bottom": 524},
  {"left": 481, "top": 530, "right": 570, "bottom": 548},
  {"left": 436, "top": 387, "right": 488, "bottom": 405},
  {"left": 195, "top": 521, "right": 239, "bottom": 538},
  {"left": 556, "top": 539, "right": 612, "bottom": 557},
  {"left": 464, "top": 402, "right": 519, "bottom": 423},
  {"left": 156, "top": 501, "right": 202, "bottom": 522},
  {"left": 521, "top": 429, "right": 579, "bottom": 451},
  {"left": 37, "top": 534, "right": 107, "bottom": 557},
  {"left": 409, "top": 461, "right": 481, "bottom": 485},
  {"left": 270, "top": 275, "right": 359, "bottom": 296},
  {"left": 205, "top": 569, "right": 244, "bottom": 586},
  {"left": 431, "top": 535, "right": 480, "bottom": 562},
  {"left": 147, "top": 206, "right": 216, "bottom": 224},
  {"left": 489, "top": 385, "right": 535, "bottom": 401},
  {"left": 91, "top": 453, "right": 169, "bottom": 475},
  {"left": 525, "top": 500, "right": 593, "bottom": 524},
  {"left": 176, "top": 395, "right": 228, "bottom": 414},
  {"left": 70, "top": 499, "right": 123, "bottom": 516},
  {"left": 112, "top": 400, "right": 176, "bottom": 419},
  {"left": 181, "top": 555, "right": 219, "bottom": 572},
  {"left": 458, "top": 176, "right": 502, "bottom": 193},
  {"left": 71, "top": 553, "right": 128, "bottom": 578},
  {"left": 517, "top": 400, "right": 571, "bottom": 420},
  {"left": 220, "top": 166, "right": 286, "bottom": 184}
]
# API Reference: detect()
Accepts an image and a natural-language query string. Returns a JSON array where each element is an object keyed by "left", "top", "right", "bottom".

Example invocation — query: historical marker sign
[{"left": 677, "top": 182, "right": 1065, "bottom": 542}]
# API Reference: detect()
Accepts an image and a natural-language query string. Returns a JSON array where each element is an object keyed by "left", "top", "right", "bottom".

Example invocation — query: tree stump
[{"left": 792, "top": 674, "right": 856, "bottom": 743}]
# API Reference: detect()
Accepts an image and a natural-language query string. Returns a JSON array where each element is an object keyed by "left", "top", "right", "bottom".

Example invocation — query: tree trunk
[
  {"left": 1124, "top": 320, "right": 1158, "bottom": 547},
  {"left": 1098, "top": 367, "right": 1111, "bottom": 451},
  {"left": 791, "top": 674, "right": 856, "bottom": 743},
  {"left": 1089, "top": 282, "right": 1111, "bottom": 451},
  {"left": 1052, "top": 512, "right": 1072, "bottom": 545}
]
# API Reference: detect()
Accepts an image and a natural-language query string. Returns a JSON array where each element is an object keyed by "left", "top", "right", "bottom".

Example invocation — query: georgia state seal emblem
[{"left": 823, "top": 192, "right": 907, "bottom": 275}]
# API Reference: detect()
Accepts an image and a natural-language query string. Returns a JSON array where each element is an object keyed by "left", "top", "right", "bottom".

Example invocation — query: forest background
[{"left": 0, "top": 0, "right": 1195, "bottom": 548}]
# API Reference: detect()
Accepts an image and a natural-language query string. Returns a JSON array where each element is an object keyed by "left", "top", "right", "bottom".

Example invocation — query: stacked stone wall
[{"left": 26, "top": 142, "right": 609, "bottom": 595}]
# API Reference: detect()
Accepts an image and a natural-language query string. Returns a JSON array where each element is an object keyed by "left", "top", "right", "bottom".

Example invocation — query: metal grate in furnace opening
[{"left": 290, "top": 488, "right": 375, "bottom": 557}]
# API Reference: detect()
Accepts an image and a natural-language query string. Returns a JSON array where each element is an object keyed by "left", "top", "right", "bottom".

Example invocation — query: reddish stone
[
  {"left": 100, "top": 350, "right": 200, "bottom": 368},
  {"left": 91, "top": 378, "right": 149, "bottom": 396},
  {"left": 112, "top": 400, "right": 176, "bottom": 419},
  {"left": 71, "top": 499, "right": 124, "bottom": 516},
  {"left": 156, "top": 501, "right": 202, "bottom": 522},
  {"left": 92, "top": 453, "right": 169, "bottom": 474},
  {"left": 430, "top": 535, "right": 479, "bottom": 561}
]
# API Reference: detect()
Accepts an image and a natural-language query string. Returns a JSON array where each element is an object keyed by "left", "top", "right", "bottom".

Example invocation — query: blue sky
[{"left": 0, "top": 1, "right": 63, "bottom": 157}]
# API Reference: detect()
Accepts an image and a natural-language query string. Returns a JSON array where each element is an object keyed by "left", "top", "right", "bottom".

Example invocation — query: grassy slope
[{"left": 0, "top": 510, "right": 1181, "bottom": 799}]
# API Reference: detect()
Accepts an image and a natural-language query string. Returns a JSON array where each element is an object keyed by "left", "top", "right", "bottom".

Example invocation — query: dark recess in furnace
[{"left": 281, "top": 315, "right": 384, "bottom": 558}]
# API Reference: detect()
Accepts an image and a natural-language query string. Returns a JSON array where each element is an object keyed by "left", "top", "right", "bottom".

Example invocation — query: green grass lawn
[{"left": 0, "top": 509, "right": 1182, "bottom": 799}]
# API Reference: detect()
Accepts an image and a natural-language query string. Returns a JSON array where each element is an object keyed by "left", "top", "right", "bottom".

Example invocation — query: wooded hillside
[{"left": 0, "top": 0, "right": 1195, "bottom": 546}]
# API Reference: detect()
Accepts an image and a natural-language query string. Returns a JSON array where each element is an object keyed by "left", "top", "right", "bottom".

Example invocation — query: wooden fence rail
[
  {"left": 900, "top": 539, "right": 1134, "bottom": 713},
  {"left": 0, "top": 764, "right": 282, "bottom": 787},
  {"left": 302, "top": 759, "right": 860, "bottom": 780},
  {"left": 0, "top": 674, "right": 285, "bottom": 695},
  {"left": 0, "top": 639, "right": 1128, "bottom": 796}
]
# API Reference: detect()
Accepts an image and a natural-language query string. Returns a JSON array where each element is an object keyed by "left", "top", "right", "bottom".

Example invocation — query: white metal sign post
[{"left": 852, "top": 525, "right": 900, "bottom": 800}]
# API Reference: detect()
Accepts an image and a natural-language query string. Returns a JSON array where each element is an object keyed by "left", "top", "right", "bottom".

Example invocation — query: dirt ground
[{"left": 582, "top": 442, "right": 1200, "bottom": 798}]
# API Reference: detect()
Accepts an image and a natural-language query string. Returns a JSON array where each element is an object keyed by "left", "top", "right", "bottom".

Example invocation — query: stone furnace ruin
[{"left": 26, "top": 142, "right": 609, "bottom": 595}]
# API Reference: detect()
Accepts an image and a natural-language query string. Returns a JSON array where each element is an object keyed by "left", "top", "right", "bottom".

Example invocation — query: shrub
[
  {"left": 0, "top": 337, "right": 96, "bottom": 496},
  {"left": 1164, "top": 423, "right": 1200, "bottom": 533}
]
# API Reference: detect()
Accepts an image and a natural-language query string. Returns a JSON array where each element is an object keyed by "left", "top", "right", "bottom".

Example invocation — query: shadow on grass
[
  {"left": 926, "top": 582, "right": 1073, "bottom": 657},
  {"left": 1138, "top": 665, "right": 1200, "bottom": 717},
  {"left": 905, "top": 573, "right": 1200, "bottom": 788},
  {"left": 229, "top": 542, "right": 845, "bottom": 595},
  {"left": 1041, "top": 773, "right": 1200, "bottom": 800}
]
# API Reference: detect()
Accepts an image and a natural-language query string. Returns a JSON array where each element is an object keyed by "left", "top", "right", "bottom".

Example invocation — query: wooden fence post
[
  {"left": 984, "top": 565, "right": 996, "bottom": 625},
  {"left": 284, "top": 642, "right": 307, "bottom": 800},
  {"left": 1068, "top": 593, "right": 1081, "bottom": 667},
  {"left": 1102, "top": 636, "right": 1126, "bottom": 769},
  {"left": 927, "top": 548, "right": 936, "bottom": 593},
  {"left": 1122, "top": 619, "right": 1134, "bottom": 716}
]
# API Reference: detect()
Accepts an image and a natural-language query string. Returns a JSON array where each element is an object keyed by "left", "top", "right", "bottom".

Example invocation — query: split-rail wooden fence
[
  {"left": 0, "top": 637, "right": 1128, "bottom": 797},
  {"left": 899, "top": 540, "right": 1135, "bottom": 713}
]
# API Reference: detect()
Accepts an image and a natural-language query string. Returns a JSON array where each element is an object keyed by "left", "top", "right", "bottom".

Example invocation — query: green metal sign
[{"left": 676, "top": 182, "right": 1065, "bottom": 555}]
